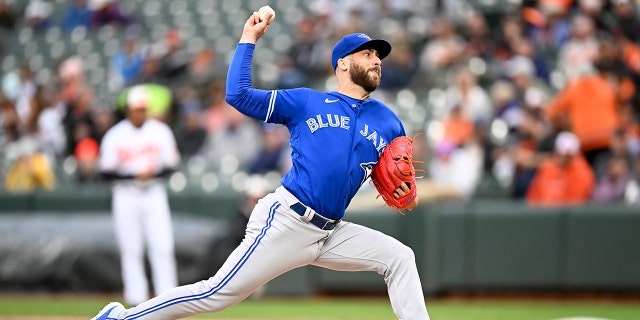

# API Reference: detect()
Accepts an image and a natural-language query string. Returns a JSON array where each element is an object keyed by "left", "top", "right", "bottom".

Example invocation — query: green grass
[{"left": 0, "top": 294, "right": 638, "bottom": 320}]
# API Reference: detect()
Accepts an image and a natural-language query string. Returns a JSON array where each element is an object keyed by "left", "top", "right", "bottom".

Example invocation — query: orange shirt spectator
[
  {"left": 526, "top": 131, "right": 595, "bottom": 206},
  {"left": 74, "top": 136, "right": 100, "bottom": 182},
  {"left": 621, "top": 39, "right": 640, "bottom": 74},
  {"left": 545, "top": 69, "right": 633, "bottom": 152},
  {"left": 441, "top": 106, "right": 475, "bottom": 146}
]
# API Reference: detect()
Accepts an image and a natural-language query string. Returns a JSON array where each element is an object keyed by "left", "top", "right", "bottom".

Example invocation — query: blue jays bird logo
[{"left": 360, "top": 161, "right": 377, "bottom": 185}]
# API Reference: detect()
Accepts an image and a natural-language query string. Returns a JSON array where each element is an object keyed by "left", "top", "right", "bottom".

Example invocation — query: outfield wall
[{"left": 0, "top": 189, "right": 638, "bottom": 296}]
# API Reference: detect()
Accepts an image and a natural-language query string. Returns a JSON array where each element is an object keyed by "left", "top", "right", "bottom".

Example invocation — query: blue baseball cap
[{"left": 331, "top": 33, "right": 392, "bottom": 70}]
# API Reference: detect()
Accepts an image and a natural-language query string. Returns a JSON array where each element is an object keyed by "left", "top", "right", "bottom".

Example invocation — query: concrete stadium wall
[{"left": 418, "top": 202, "right": 640, "bottom": 294}]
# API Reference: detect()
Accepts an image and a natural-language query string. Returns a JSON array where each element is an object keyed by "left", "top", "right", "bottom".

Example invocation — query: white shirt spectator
[
  {"left": 429, "top": 140, "right": 484, "bottom": 199},
  {"left": 37, "top": 101, "right": 67, "bottom": 166},
  {"left": 444, "top": 68, "right": 492, "bottom": 123}
]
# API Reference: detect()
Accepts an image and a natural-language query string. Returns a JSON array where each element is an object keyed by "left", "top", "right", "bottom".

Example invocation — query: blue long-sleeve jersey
[{"left": 226, "top": 43, "right": 405, "bottom": 220}]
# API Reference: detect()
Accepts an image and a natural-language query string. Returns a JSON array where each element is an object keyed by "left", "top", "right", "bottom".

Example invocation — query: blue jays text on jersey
[{"left": 226, "top": 43, "right": 406, "bottom": 221}]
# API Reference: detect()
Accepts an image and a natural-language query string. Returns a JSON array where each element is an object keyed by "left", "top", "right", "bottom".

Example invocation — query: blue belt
[{"left": 290, "top": 202, "right": 340, "bottom": 230}]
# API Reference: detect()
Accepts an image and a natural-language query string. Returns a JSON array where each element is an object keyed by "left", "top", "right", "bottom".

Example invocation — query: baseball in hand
[{"left": 258, "top": 5, "right": 276, "bottom": 25}]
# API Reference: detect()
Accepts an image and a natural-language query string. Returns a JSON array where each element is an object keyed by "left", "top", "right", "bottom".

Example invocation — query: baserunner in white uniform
[
  {"left": 99, "top": 85, "right": 181, "bottom": 307},
  {"left": 92, "top": 9, "right": 430, "bottom": 320}
]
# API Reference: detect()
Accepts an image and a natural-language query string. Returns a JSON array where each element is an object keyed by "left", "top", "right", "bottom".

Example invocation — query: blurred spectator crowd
[{"left": 1, "top": 0, "right": 640, "bottom": 207}]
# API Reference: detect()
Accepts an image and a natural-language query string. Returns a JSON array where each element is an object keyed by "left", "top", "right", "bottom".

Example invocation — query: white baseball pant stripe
[{"left": 110, "top": 186, "right": 430, "bottom": 320}]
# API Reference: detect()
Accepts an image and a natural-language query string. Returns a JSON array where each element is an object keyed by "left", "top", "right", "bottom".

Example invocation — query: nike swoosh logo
[{"left": 325, "top": 98, "right": 339, "bottom": 103}]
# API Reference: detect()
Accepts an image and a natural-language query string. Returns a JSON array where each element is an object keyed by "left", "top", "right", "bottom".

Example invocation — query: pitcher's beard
[{"left": 350, "top": 64, "right": 380, "bottom": 93}]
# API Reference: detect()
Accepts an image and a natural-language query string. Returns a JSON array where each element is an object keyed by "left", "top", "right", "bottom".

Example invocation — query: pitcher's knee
[
  {"left": 383, "top": 244, "right": 416, "bottom": 272},
  {"left": 394, "top": 244, "right": 416, "bottom": 263},
  {"left": 381, "top": 244, "right": 417, "bottom": 280}
]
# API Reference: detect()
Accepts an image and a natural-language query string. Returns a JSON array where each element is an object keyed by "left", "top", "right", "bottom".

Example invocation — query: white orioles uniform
[{"left": 99, "top": 116, "right": 181, "bottom": 306}]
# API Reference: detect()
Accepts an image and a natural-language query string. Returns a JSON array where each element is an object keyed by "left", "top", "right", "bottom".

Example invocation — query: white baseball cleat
[{"left": 91, "top": 301, "right": 125, "bottom": 320}]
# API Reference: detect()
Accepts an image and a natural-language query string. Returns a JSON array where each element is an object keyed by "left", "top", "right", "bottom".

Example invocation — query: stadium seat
[
  {"left": 96, "top": 24, "right": 118, "bottom": 42},
  {"left": 44, "top": 26, "right": 61, "bottom": 44},
  {"left": 70, "top": 26, "right": 88, "bottom": 44},
  {"left": 1, "top": 54, "right": 16, "bottom": 73},
  {"left": 18, "top": 28, "right": 34, "bottom": 46},
  {"left": 49, "top": 40, "right": 67, "bottom": 61}
]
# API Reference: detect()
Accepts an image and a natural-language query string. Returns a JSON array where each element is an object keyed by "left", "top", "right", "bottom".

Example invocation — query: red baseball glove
[{"left": 371, "top": 135, "right": 423, "bottom": 214}]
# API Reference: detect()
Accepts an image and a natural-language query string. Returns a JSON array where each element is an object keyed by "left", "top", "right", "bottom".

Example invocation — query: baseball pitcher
[{"left": 93, "top": 8, "right": 429, "bottom": 320}]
